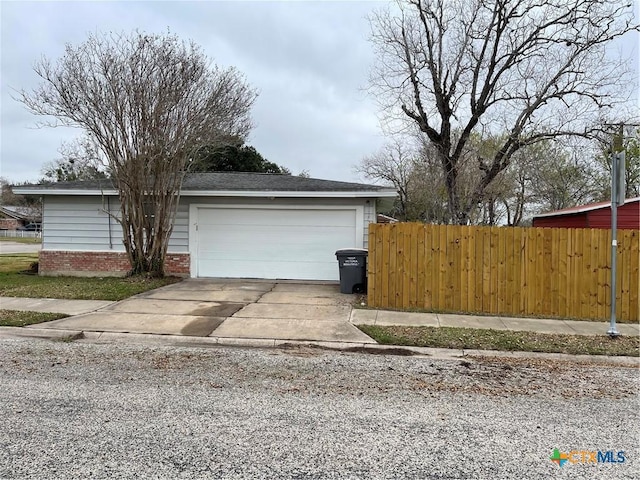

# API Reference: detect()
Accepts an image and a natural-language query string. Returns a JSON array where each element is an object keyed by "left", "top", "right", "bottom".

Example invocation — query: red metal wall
[
  {"left": 533, "top": 200, "right": 639, "bottom": 229},
  {"left": 532, "top": 213, "right": 588, "bottom": 228},
  {"left": 587, "top": 201, "right": 639, "bottom": 229}
]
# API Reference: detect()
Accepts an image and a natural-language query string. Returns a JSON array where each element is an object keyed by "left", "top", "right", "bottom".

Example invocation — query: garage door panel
[
  {"left": 199, "top": 227, "right": 356, "bottom": 254},
  {"left": 195, "top": 207, "right": 360, "bottom": 280},
  {"left": 199, "top": 208, "right": 356, "bottom": 227}
]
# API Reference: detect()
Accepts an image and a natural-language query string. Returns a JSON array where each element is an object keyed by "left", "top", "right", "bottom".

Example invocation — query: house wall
[
  {"left": 40, "top": 194, "right": 377, "bottom": 276},
  {"left": 39, "top": 250, "right": 190, "bottom": 277},
  {"left": 532, "top": 201, "right": 639, "bottom": 229},
  {"left": 40, "top": 195, "right": 189, "bottom": 276},
  {"left": 587, "top": 201, "right": 639, "bottom": 229},
  {"left": 42, "top": 196, "right": 188, "bottom": 252},
  {"left": 0, "top": 218, "right": 22, "bottom": 230},
  {"left": 532, "top": 213, "right": 588, "bottom": 228}
]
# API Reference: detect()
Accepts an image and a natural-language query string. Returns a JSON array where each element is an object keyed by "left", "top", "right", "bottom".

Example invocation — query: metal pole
[
  {"left": 608, "top": 150, "right": 619, "bottom": 336},
  {"left": 607, "top": 124, "right": 623, "bottom": 337}
]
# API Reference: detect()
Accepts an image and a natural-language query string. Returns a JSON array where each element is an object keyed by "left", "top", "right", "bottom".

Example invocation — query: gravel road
[{"left": 0, "top": 337, "right": 637, "bottom": 479}]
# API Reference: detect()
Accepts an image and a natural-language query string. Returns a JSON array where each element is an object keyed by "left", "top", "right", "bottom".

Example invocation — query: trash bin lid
[{"left": 335, "top": 248, "right": 368, "bottom": 256}]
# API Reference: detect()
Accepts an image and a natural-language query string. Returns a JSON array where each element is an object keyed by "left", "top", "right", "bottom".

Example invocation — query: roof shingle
[{"left": 18, "top": 172, "right": 394, "bottom": 193}]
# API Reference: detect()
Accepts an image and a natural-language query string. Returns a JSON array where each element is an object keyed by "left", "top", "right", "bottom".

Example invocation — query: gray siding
[
  {"left": 170, "top": 201, "right": 189, "bottom": 252},
  {"left": 363, "top": 200, "right": 376, "bottom": 249},
  {"left": 43, "top": 196, "right": 124, "bottom": 251}
]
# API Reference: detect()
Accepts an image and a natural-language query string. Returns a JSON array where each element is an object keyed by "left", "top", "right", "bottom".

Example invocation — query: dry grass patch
[
  {"left": 358, "top": 325, "right": 640, "bottom": 357},
  {"left": 0, "top": 310, "right": 67, "bottom": 327}
]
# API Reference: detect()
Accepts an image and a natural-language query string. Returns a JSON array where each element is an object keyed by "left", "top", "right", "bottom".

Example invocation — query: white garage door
[{"left": 193, "top": 206, "right": 361, "bottom": 280}]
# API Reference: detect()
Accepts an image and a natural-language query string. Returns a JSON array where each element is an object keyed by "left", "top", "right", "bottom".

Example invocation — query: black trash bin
[{"left": 335, "top": 248, "right": 368, "bottom": 294}]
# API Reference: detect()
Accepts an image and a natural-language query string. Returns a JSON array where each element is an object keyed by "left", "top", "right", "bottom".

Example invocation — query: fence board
[
  {"left": 401, "top": 224, "right": 410, "bottom": 309},
  {"left": 628, "top": 230, "right": 639, "bottom": 320},
  {"left": 468, "top": 227, "right": 477, "bottom": 311},
  {"left": 569, "top": 229, "right": 579, "bottom": 318},
  {"left": 438, "top": 226, "right": 448, "bottom": 308},
  {"left": 452, "top": 226, "right": 462, "bottom": 311},
  {"left": 497, "top": 227, "right": 506, "bottom": 314},
  {"left": 524, "top": 228, "right": 536, "bottom": 315},
  {"left": 481, "top": 228, "right": 492, "bottom": 312},
  {"left": 596, "top": 229, "right": 608, "bottom": 320},
  {"left": 619, "top": 231, "right": 630, "bottom": 321},
  {"left": 424, "top": 225, "right": 434, "bottom": 309},
  {"left": 588, "top": 229, "right": 598, "bottom": 318},
  {"left": 409, "top": 223, "right": 419, "bottom": 308},
  {"left": 556, "top": 228, "right": 567, "bottom": 318},
  {"left": 381, "top": 224, "right": 391, "bottom": 308},
  {"left": 367, "top": 225, "right": 376, "bottom": 305},
  {"left": 473, "top": 227, "right": 484, "bottom": 310},
  {"left": 460, "top": 226, "right": 470, "bottom": 312},
  {"left": 368, "top": 223, "right": 639, "bottom": 322}
]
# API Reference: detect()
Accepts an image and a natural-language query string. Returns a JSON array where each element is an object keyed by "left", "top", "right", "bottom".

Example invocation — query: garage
[
  {"left": 17, "top": 172, "right": 396, "bottom": 278},
  {"left": 193, "top": 205, "right": 362, "bottom": 280}
]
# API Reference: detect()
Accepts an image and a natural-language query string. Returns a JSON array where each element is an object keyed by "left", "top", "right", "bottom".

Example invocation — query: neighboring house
[
  {"left": 376, "top": 214, "right": 398, "bottom": 224},
  {"left": 14, "top": 172, "right": 396, "bottom": 280},
  {"left": 532, "top": 197, "right": 640, "bottom": 229},
  {"left": 0, "top": 206, "right": 42, "bottom": 231}
]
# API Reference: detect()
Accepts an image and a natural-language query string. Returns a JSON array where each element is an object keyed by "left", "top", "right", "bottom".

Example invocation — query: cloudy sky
[
  {"left": 1, "top": 0, "right": 387, "bottom": 184},
  {"left": 1, "top": 1, "right": 638, "bottom": 186}
]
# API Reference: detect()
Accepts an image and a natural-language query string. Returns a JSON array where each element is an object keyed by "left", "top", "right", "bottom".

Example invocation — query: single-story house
[
  {"left": 0, "top": 205, "right": 41, "bottom": 231},
  {"left": 14, "top": 172, "right": 396, "bottom": 280},
  {"left": 532, "top": 197, "right": 640, "bottom": 229}
]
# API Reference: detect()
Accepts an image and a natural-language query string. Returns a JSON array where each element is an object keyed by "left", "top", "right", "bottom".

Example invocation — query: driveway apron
[{"left": 30, "top": 279, "right": 374, "bottom": 343}]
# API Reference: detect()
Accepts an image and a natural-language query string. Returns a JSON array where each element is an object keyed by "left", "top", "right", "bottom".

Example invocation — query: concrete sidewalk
[
  {"left": 1, "top": 278, "right": 638, "bottom": 342},
  {"left": 0, "top": 297, "right": 115, "bottom": 316}
]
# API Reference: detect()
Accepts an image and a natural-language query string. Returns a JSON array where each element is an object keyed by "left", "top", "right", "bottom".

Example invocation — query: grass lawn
[
  {"left": 0, "top": 310, "right": 68, "bottom": 327},
  {"left": 358, "top": 325, "right": 640, "bottom": 357},
  {"left": 0, "top": 237, "right": 42, "bottom": 244},
  {"left": 0, "top": 253, "right": 182, "bottom": 301}
]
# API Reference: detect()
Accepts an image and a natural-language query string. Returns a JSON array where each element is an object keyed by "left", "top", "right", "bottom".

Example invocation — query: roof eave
[
  {"left": 12, "top": 188, "right": 119, "bottom": 196},
  {"left": 182, "top": 190, "right": 398, "bottom": 198},
  {"left": 533, "top": 196, "right": 640, "bottom": 219},
  {"left": 13, "top": 187, "right": 398, "bottom": 198}
]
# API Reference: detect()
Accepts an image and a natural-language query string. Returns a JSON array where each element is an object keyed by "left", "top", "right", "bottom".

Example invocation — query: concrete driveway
[{"left": 33, "top": 279, "right": 374, "bottom": 343}]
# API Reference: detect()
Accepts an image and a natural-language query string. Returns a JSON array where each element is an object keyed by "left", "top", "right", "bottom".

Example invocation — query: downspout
[{"left": 107, "top": 196, "right": 113, "bottom": 249}]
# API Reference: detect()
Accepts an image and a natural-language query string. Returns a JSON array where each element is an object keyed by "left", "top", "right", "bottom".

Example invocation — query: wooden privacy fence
[{"left": 367, "top": 223, "right": 639, "bottom": 322}]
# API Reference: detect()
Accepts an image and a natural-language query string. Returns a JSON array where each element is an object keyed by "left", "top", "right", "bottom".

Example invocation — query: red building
[{"left": 532, "top": 197, "right": 640, "bottom": 229}]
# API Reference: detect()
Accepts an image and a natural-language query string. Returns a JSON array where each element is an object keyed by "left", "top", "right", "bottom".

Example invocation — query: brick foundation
[{"left": 39, "top": 250, "right": 190, "bottom": 277}]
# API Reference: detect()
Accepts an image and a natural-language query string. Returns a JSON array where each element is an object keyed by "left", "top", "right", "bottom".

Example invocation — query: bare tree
[
  {"left": 356, "top": 140, "right": 418, "bottom": 220},
  {"left": 19, "top": 31, "right": 257, "bottom": 276},
  {"left": 356, "top": 137, "right": 452, "bottom": 222},
  {"left": 369, "top": 0, "right": 638, "bottom": 224},
  {"left": 592, "top": 127, "right": 640, "bottom": 200},
  {"left": 41, "top": 136, "right": 107, "bottom": 182}
]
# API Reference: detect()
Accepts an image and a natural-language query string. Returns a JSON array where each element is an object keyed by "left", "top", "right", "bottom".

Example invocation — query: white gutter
[{"left": 13, "top": 188, "right": 120, "bottom": 196}]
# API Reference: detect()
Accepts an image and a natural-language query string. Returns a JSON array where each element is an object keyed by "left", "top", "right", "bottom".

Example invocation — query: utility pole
[{"left": 607, "top": 124, "right": 626, "bottom": 337}]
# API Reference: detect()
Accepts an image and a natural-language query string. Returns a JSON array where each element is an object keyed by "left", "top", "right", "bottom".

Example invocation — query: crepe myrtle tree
[
  {"left": 19, "top": 31, "right": 257, "bottom": 276},
  {"left": 369, "top": 0, "right": 638, "bottom": 224}
]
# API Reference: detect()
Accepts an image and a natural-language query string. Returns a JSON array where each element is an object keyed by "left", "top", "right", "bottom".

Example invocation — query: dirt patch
[{"left": 180, "top": 317, "right": 225, "bottom": 336}]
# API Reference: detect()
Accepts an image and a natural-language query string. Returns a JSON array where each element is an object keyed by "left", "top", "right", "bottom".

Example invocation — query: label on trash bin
[{"left": 343, "top": 257, "right": 360, "bottom": 266}]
